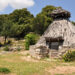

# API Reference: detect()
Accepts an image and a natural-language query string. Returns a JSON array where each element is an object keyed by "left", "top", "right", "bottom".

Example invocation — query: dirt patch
[
  {"left": 20, "top": 51, "right": 56, "bottom": 62},
  {"left": 20, "top": 51, "right": 29, "bottom": 55},
  {"left": 3, "top": 58, "right": 16, "bottom": 63},
  {"left": 21, "top": 56, "right": 39, "bottom": 62},
  {"left": 0, "top": 73, "right": 16, "bottom": 75},
  {"left": 20, "top": 51, "right": 40, "bottom": 62},
  {"left": 46, "top": 66, "right": 75, "bottom": 75}
]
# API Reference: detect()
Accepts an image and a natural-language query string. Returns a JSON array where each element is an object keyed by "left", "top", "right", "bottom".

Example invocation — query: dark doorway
[
  {"left": 49, "top": 42, "right": 59, "bottom": 50},
  {"left": 45, "top": 37, "right": 64, "bottom": 50}
]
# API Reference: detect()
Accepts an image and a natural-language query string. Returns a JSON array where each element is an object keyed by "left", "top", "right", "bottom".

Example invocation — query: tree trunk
[{"left": 4, "top": 36, "right": 7, "bottom": 44}]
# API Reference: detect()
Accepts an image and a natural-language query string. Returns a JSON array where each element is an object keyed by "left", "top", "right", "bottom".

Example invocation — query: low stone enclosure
[{"left": 30, "top": 8, "right": 75, "bottom": 59}]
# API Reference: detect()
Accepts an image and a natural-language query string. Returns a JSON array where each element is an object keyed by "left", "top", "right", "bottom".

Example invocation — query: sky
[{"left": 0, "top": 0, "right": 75, "bottom": 21}]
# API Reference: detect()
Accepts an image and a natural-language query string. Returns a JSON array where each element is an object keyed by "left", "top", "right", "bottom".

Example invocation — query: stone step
[{"left": 49, "top": 50, "right": 58, "bottom": 58}]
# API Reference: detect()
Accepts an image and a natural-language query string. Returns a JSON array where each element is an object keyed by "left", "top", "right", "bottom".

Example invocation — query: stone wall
[
  {"left": 30, "top": 44, "right": 75, "bottom": 59},
  {"left": 29, "top": 45, "right": 49, "bottom": 59}
]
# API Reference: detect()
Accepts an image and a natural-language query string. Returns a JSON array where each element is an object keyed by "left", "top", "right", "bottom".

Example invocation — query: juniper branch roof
[{"left": 50, "top": 8, "right": 71, "bottom": 19}]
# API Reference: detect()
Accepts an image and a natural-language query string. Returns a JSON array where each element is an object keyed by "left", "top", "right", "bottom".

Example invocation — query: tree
[
  {"left": 8, "top": 8, "right": 34, "bottom": 38},
  {"left": 72, "top": 21, "right": 75, "bottom": 25},
  {"left": 0, "top": 15, "right": 6, "bottom": 33},
  {"left": 32, "top": 14, "right": 48, "bottom": 34},
  {"left": 1, "top": 19, "right": 14, "bottom": 43},
  {"left": 9, "top": 8, "right": 34, "bottom": 24},
  {"left": 32, "top": 5, "right": 57, "bottom": 34},
  {"left": 41, "top": 5, "right": 57, "bottom": 16},
  {"left": 0, "top": 6, "right": 63, "bottom": 39}
]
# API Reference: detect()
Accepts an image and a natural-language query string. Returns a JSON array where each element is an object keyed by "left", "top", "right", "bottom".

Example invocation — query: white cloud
[
  {"left": 0, "top": 0, "right": 8, "bottom": 11},
  {"left": 0, "top": 0, "right": 35, "bottom": 11}
]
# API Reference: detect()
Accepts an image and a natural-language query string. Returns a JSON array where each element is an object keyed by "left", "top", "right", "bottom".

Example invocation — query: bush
[
  {"left": 7, "top": 40, "right": 12, "bottom": 44},
  {"left": 25, "top": 33, "right": 39, "bottom": 50},
  {"left": 4, "top": 46, "right": 10, "bottom": 51},
  {"left": 62, "top": 50, "right": 75, "bottom": 62},
  {"left": 0, "top": 42, "right": 2, "bottom": 47},
  {"left": 25, "top": 40, "right": 30, "bottom": 50},
  {"left": 17, "top": 47, "right": 21, "bottom": 51},
  {"left": 0, "top": 67, "right": 10, "bottom": 74}
]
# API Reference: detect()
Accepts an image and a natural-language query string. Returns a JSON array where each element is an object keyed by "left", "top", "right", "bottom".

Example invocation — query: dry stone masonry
[{"left": 30, "top": 8, "right": 75, "bottom": 59}]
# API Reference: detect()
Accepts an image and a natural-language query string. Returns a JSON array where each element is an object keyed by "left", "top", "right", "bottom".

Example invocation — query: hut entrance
[{"left": 45, "top": 37, "right": 64, "bottom": 50}]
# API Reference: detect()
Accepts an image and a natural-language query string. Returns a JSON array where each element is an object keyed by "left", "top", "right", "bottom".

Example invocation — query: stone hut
[{"left": 30, "top": 8, "right": 75, "bottom": 59}]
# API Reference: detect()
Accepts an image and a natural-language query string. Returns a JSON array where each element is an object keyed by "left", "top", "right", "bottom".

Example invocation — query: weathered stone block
[{"left": 29, "top": 45, "right": 49, "bottom": 59}]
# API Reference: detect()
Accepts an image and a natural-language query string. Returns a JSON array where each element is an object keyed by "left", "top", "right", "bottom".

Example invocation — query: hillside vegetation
[{"left": 0, "top": 6, "right": 57, "bottom": 41}]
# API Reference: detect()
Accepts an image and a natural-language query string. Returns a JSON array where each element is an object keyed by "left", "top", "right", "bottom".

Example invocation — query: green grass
[
  {"left": 0, "top": 67, "right": 10, "bottom": 74},
  {"left": 0, "top": 52, "right": 75, "bottom": 75}
]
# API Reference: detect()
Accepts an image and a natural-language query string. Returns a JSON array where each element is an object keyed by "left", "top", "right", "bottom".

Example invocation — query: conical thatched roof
[{"left": 50, "top": 8, "right": 71, "bottom": 19}]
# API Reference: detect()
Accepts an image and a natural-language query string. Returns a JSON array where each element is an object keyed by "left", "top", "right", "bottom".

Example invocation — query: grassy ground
[
  {"left": 0, "top": 51, "right": 75, "bottom": 75},
  {"left": 0, "top": 38, "right": 75, "bottom": 75}
]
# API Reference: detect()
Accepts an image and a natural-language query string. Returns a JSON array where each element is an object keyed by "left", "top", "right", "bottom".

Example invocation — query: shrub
[
  {"left": 7, "top": 40, "right": 12, "bottom": 44},
  {"left": 4, "top": 46, "right": 10, "bottom": 51},
  {"left": 25, "top": 40, "right": 30, "bottom": 50},
  {"left": 25, "top": 33, "right": 39, "bottom": 50},
  {"left": 17, "top": 47, "right": 21, "bottom": 51},
  {"left": 62, "top": 50, "right": 75, "bottom": 62},
  {"left": 0, "top": 42, "right": 2, "bottom": 47},
  {"left": 0, "top": 67, "right": 10, "bottom": 74}
]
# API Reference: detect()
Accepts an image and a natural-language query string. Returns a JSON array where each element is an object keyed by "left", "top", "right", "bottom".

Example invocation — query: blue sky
[{"left": 0, "top": 0, "right": 75, "bottom": 21}]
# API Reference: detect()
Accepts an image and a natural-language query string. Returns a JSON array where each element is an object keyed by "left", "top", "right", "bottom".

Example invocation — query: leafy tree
[
  {"left": 41, "top": 5, "right": 57, "bottom": 16},
  {"left": 72, "top": 21, "right": 75, "bottom": 25},
  {"left": 32, "top": 5, "right": 57, "bottom": 34},
  {"left": 10, "top": 23, "right": 32, "bottom": 39},
  {"left": 1, "top": 19, "right": 14, "bottom": 43},
  {"left": 0, "top": 6, "right": 63, "bottom": 39},
  {"left": 0, "top": 15, "right": 6, "bottom": 33},
  {"left": 9, "top": 8, "right": 34, "bottom": 24},
  {"left": 8, "top": 8, "right": 34, "bottom": 38},
  {"left": 32, "top": 14, "right": 49, "bottom": 34}
]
